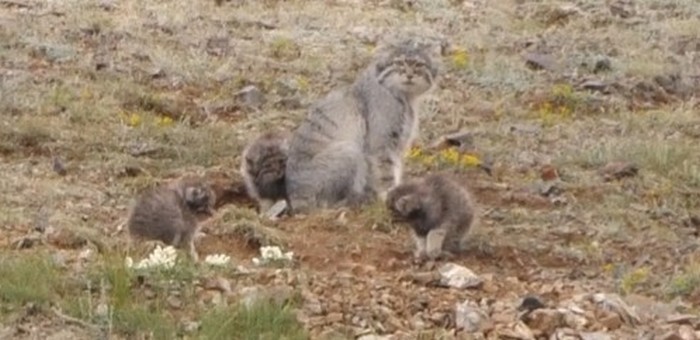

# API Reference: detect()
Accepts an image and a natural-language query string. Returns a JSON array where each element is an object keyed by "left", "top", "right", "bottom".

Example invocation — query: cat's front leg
[
  {"left": 375, "top": 155, "right": 396, "bottom": 202},
  {"left": 411, "top": 231, "right": 427, "bottom": 261},
  {"left": 391, "top": 157, "right": 404, "bottom": 187}
]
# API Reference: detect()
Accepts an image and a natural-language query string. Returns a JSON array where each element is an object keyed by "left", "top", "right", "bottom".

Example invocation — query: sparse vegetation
[
  {"left": 0, "top": 252, "right": 68, "bottom": 311},
  {"left": 619, "top": 267, "right": 651, "bottom": 295},
  {"left": 2, "top": 0, "right": 700, "bottom": 338},
  {"left": 667, "top": 268, "right": 700, "bottom": 299},
  {"left": 199, "top": 301, "right": 308, "bottom": 340}
]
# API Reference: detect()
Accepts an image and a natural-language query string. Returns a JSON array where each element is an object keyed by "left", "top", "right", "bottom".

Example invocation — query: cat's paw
[
  {"left": 426, "top": 248, "right": 442, "bottom": 260},
  {"left": 412, "top": 249, "right": 427, "bottom": 264}
]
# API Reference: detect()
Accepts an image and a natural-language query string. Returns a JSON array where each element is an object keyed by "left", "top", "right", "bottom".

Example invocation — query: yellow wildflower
[
  {"left": 552, "top": 83, "right": 574, "bottom": 98},
  {"left": 450, "top": 47, "right": 469, "bottom": 69},
  {"left": 602, "top": 263, "right": 615, "bottom": 273},
  {"left": 156, "top": 116, "right": 174, "bottom": 127},
  {"left": 460, "top": 154, "right": 482, "bottom": 167},
  {"left": 421, "top": 155, "right": 436, "bottom": 166},
  {"left": 406, "top": 146, "right": 423, "bottom": 160},
  {"left": 620, "top": 267, "right": 649, "bottom": 294},
  {"left": 439, "top": 148, "right": 461, "bottom": 164},
  {"left": 125, "top": 113, "right": 142, "bottom": 127},
  {"left": 296, "top": 75, "right": 310, "bottom": 92}
]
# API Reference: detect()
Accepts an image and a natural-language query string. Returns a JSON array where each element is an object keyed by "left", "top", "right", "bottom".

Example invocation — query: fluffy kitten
[
  {"left": 127, "top": 176, "right": 216, "bottom": 261},
  {"left": 386, "top": 173, "right": 477, "bottom": 261},
  {"left": 285, "top": 39, "right": 440, "bottom": 214},
  {"left": 240, "top": 130, "right": 290, "bottom": 213}
]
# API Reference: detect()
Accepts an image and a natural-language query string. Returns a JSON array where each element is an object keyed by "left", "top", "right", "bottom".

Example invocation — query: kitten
[
  {"left": 127, "top": 176, "right": 216, "bottom": 261},
  {"left": 386, "top": 173, "right": 477, "bottom": 261},
  {"left": 285, "top": 39, "right": 440, "bottom": 214},
  {"left": 240, "top": 130, "right": 290, "bottom": 213}
]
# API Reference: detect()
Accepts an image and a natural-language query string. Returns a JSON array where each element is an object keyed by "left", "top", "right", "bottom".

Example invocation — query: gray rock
[
  {"left": 524, "top": 52, "right": 556, "bottom": 71},
  {"left": 580, "top": 332, "right": 613, "bottom": 340},
  {"left": 357, "top": 335, "right": 393, "bottom": 340},
  {"left": 455, "top": 300, "right": 489, "bottom": 332},
  {"left": 235, "top": 85, "right": 265, "bottom": 109},
  {"left": 438, "top": 263, "right": 483, "bottom": 289},
  {"left": 590, "top": 293, "right": 641, "bottom": 325},
  {"left": 35, "top": 44, "right": 75, "bottom": 63}
]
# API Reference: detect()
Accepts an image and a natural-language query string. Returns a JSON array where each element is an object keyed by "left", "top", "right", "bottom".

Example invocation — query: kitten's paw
[
  {"left": 426, "top": 248, "right": 442, "bottom": 260},
  {"left": 412, "top": 256, "right": 426, "bottom": 266},
  {"left": 412, "top": 249, "right": 427, "bottom": 264}
]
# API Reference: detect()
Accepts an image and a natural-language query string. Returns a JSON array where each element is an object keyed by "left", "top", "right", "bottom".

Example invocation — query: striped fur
[
  {"left": 127, "top": 177, "right": 215, "bottom": 261},
  {"left": 386, "top": 173, "right": 477, "bottom": 261},
  {"left": 240, "top": 130, "right": 291, "bottom": 213},
  {"left": 285, "top": 40, "right": 439, "bottom": 214}
]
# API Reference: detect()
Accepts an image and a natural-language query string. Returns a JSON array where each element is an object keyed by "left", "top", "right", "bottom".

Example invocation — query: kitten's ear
[
  {"left": 394, "top": 196, "right": 407, "bottom": 213},
  {"left": 183, "top": 186, "right": 197, "bottom": 202},
  {"left": 395, "top": 195, "right": 417, "bottom": 214}
]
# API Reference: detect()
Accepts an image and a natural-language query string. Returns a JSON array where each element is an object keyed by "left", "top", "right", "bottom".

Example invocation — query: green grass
[
  {"left": 111, "top": 304, "right": 178, "bottom": 340},
  {"left": 0, "top": 250, "right": 308, "bottom": 339},
  {"left": 666, "top": 263, "right": 700, "bottom": 299},
  {"left": 68, "top": 250, "right": 199, "bottom": 339},
  {"left": 198, "top": 301, "right": 309, "bottom": 340},
  {"left": 0, "top": 252, "right": 68, "bottom": 310},
  {"left": 0, "top": 116, "right": 55, "bottom": 155}
]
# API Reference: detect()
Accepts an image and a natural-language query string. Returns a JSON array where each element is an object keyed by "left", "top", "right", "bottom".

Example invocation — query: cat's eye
[{"left": 409, "top": 59, "right": 426, "bottom": 68}]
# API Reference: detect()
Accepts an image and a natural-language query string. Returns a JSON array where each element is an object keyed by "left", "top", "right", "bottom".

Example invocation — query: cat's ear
[
  {"left": 183, "top": 186, "right": 197, "bottom": 202},
  {"left": 394, "top": 196, "right": 409, "bottom": 214},
  {"left": 396, "top": 195, "right": 420, "bottom": 214},
  {"left": 371, "top": 44, "right": 396, "bottom": 73}
]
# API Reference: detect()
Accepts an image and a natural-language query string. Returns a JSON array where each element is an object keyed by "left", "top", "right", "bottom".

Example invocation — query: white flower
[
  {"left": 204, "top": 254, "right": 231, "bottom": 266},
  {"left": 252, "top": 246, "right": 294, "bottom": 266},
  {"left": 128, "top": 245, "right": 178, "bottom": 270},
  {"left": 125, "top": 256, "right": 134, "bottom": 268}
]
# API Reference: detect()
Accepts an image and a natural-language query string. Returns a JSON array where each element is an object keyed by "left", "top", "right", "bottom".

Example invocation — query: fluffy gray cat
[
  {"left": 386, "top": 173, "right": 477, "bottom": 261},
  {"left": 126, "top": 176, "right": 216, "bottom": 261},
  {"left": 240, "top": 130, "right": 290, "bottom": 213},
  {"left": 285, "top": 40, "right": 439, "bottom": 214}
]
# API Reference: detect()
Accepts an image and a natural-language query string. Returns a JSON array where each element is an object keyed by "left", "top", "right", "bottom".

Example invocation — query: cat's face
[
  {"left": 243, "top": 132, "right": 290, "bottom": 178},
  {"left": 375, "top": 44, "right": 438, "bottom": 99},
  {"left": 386, "top": 184, "right": 423, "bottom": 221},
  {"left": 183, "top": 184, "right": 216, "bottom": 214}
]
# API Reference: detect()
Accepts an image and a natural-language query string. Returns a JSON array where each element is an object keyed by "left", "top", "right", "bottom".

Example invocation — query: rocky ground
[{"left": 1, "top": 0, "right": 700, "bottom": 339}]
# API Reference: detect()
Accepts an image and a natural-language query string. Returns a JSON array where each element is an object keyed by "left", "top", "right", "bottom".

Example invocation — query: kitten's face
[
  {"left": 386, "top": 185, "right": 423, "bottom": 221},
  {"left": 184, "top": 184, "right": 216, "bottom": 214},
  {"left": 244, "top": 149, "right": 260, "bottom": 176},
  {"left": 376, "top": 45, "right": 438, "bottom": 99},
  {"left": 244, "top": 133, "right": 290, "bottom": 177}
]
